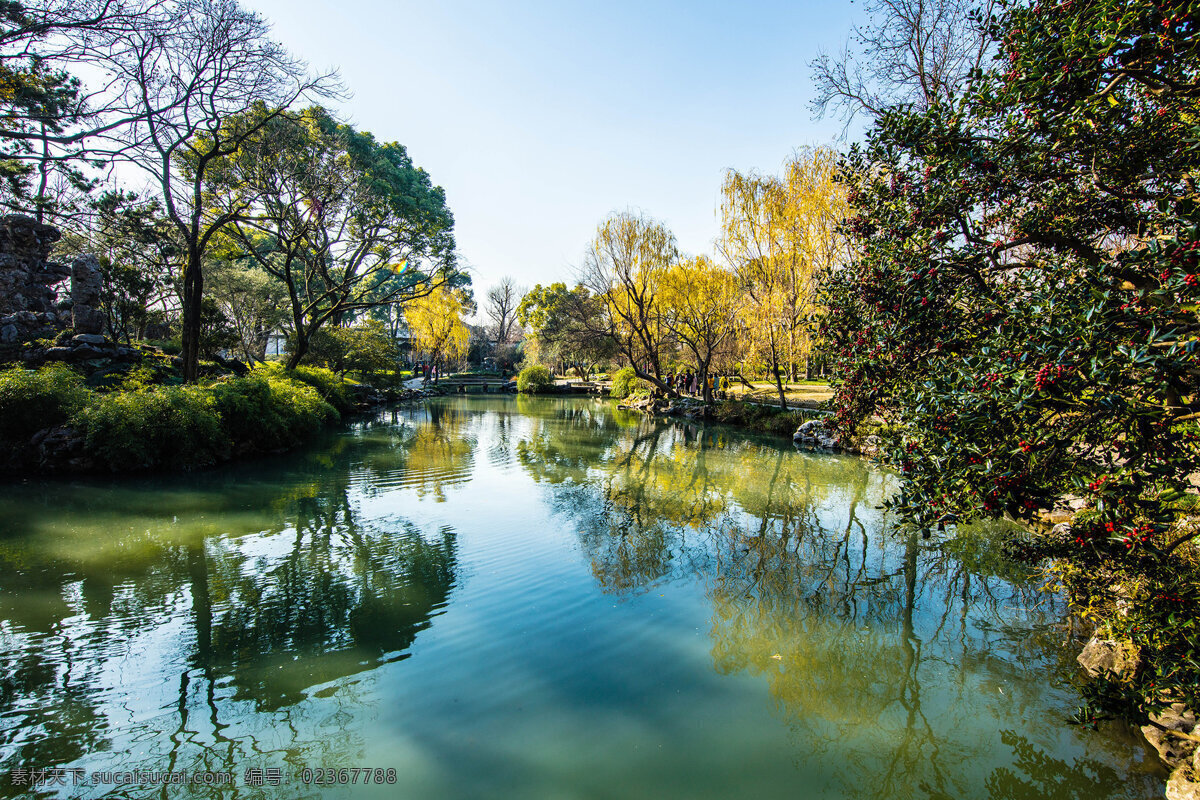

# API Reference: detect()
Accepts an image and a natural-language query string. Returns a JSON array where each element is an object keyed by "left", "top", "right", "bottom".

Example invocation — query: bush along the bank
[
  {"left": 609, "top": 366, "right": 639, "bottom": 400},
  {"left": 819, "top": 0, "right": 1200, "bottom": 727},
  {"left": 0, "top": 363, "right": 90, "bottom": 447},
  {"left": 0, "top": 363, "right": 348, "bottom": 473},
  {"left": 516, "top": 365, "right": 552, "bottom": 394}
]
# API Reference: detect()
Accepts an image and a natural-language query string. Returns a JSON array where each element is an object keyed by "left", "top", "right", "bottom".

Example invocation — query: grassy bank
[{"left": 0, "top": 362, "right": 359, "bottom": 473}]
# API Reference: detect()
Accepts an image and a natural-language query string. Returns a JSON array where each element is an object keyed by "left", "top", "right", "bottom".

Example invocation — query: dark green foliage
[
  {"left": 820, "top": 0, "right": 1200, "bottom": 718},
  {"left": 0, "top": 363, "right": 344, "bottom": 473},
  {"left": 517, "top": 364, "right": 553, "bottom": 394},
  {"left": 609, "top": 366, "right": 639, "bottom": 399},
  {"left": 303, "top": 320, "right": 399, "bottom": 381},
  {"left": 517, "top": 282, "right": 615, "bottom": 375},
  {"left": 79, "top": 385, "right": 226, "bottom": 471},
  {"left": 0, "top": 364, "right": 89, "bottom": 442},
  {"left": 823, "top": 0, "right": 1200, "bottom": 531}
]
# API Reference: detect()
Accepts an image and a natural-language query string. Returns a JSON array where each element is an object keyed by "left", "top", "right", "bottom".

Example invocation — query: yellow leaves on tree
[
  {"left": 719, "top": 146, "right": 848, "bottom": 407},
  {"left": 404, "top": 288, "right": 470, "bottom": 368},
  {"left": 582, "top": 211, "right": 678, "bottom": 394},
  {"left": 659, "top": 255, "right": 741, "bottom": 401}
]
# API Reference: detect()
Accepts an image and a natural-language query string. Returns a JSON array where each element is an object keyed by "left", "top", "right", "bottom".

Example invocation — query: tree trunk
[
  {"left": 770, "top": 353, "right": 788, "bottom": 411},
  {"left": 180, "top": 249, "right": 203, "bottom": 383},
  {"left": 287, "top": 329, "right": 308, "bottom": 369}
]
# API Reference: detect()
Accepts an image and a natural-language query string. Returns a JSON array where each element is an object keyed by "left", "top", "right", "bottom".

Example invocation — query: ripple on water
[{"left": 0, "top": 396, "right": 1167, "bottom": 800}]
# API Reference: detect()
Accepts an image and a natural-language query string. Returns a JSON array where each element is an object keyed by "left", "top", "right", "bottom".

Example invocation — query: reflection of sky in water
[{"left": 0, "top": 396, "right": 1165, "bottom": 799}]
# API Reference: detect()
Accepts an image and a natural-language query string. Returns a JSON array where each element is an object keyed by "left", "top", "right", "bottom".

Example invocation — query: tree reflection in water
[
  {"left": 0, "top": 398, "right": 1164, "bottom": 799},
  {"left": 0, "top": 414, "right": 463, "bottom": 798},
  {"left": 517, "top": 408, "right": 1160, "bottom": 799}
]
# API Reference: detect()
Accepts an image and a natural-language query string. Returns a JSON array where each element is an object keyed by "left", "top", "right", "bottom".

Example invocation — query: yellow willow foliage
[
  {"left": 659, "top": 255, "right": 742, "bottom": 372},
  {"left": 404, "top": 288, "right": 470, "bottom": 366},
  {"left": 583, "top": 211, "right": 678, "bottom": 380},
  {"left": 720, "top": 146, "right": 849, "bottom": 376}
]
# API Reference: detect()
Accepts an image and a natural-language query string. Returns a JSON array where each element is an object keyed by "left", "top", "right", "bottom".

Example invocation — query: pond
[{"left": 0, "top": 396, "right": 1165, "bottom": 798}]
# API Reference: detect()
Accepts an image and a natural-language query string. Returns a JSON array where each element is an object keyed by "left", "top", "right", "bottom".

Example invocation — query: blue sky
[{"left": 243, "top": 0, "right": 862, "bottom": 312}]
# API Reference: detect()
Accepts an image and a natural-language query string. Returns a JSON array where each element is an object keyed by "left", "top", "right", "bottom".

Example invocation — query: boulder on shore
[{"left": 1077, "top": 635, "right": 1141, "bottom": 680}]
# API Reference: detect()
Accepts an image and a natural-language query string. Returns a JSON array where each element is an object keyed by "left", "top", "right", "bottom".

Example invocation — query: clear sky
[{"left": 242, "top": 0, "right": 861, "bottom": 312}]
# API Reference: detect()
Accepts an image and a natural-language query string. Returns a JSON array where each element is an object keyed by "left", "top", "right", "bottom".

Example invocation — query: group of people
[{"left": 672, "top": 371, "right": 730, "bottom": 399}]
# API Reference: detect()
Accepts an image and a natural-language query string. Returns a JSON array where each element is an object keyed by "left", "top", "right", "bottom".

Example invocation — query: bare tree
[
  {"left": 810, "top": 0, "right": 996, "bottom": 125},
  {"left": 485, "top": 276, "right": 521, "bottom": 346},
  {"left": 95, "top": 0, "right": 339, "bottom": 382}
]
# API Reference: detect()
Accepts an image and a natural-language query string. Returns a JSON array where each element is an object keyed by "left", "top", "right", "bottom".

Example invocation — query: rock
[
  {"left": 71, "top": 333, "right": 107, "bottom": 345},
  {"left": 70, "top": 254, "right": 105, "bottom": 334},
  {"left": 35, "top": 424, "right": 87, "bottom": 470},
  {"left": 1077, "top": 636, "right": 1141, "bottom": 680},
  {"left": 794, "top": 419, "right": 823, "bottom": 437},
  {"left": 0, "top": 215, "right": 68, "bottom": 345},
  {"left": 1050, "top": 522, "right": 1072, "bottom": 538},
  {"left": 1143, "top": 704, "right": 1199, "bottom": 768},
  {"left": 41, "top": 346, "right": 76, "bottom": 361},
  {"left": 1167, "top": 766, "right": 1200, "bottom": 800}
]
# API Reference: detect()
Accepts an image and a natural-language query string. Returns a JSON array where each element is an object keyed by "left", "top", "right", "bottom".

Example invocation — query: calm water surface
[{"left": 0, "top": 396, "right": 1164, "bottom": 798}]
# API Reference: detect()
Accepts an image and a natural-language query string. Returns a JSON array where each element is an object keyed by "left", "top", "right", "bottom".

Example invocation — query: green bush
[
  {"left": 0, "top": 364, "right": 91, "bottom": 443},
  {"left": 210, "top": 373, "right": 337, "bottom": 454},
  {"left": 258, "top": 362, "right": 351, "bottom": 413},
  {"left": 80, "top": 385, "right": 225, "bottom": 471},
  {"left": 609, "top": 366, "right": 639, "bottom": 400},
  {"left": 516, "top": 365, "right": 552, "bottom": 394}
]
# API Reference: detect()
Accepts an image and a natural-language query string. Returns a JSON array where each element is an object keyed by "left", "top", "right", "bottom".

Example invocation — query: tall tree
[
  {"left": 581, "top": 211, "right": 679, "bottom": 396},
  {"left": 213, "top": 105, "right": 463, "bottom": 369},
  {"left": 205, "top": 257, "right": 287, "bottom": 363},
  {"left": 485, "top": 276, "right": 521, "bottom": 346},
  {"left": 516, "top": 282, "right": 614, "bottom": 379},
  {"left": 405, "top": 288, "right": 470, "bottom": 376},
  {"left": 104, "top": 0, "right": 337, "bottom": 382},
  {"left": 720, "top": 147, "right": 848, "bottom": 408},
  {"left": 659, "top": 256, "right": 742, "bottom": 404},
  {"left": 0, "top": 0, "right": 156, "bottom": 220}
]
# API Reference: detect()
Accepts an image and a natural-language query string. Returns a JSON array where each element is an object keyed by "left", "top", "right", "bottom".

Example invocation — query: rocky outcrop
[
  {"left": 30, "top": 424, "right": 91, "bottom": 472},
  {"left": 0, "top": 214, "right": 70, "bottom": 346},
  {"left": 793, "top": 419, "right": 842, "bottom": 450},
  {"left": 1076, "top": 636, "right": 1141, "bottom": 679},
  {"left": 1145, "top": 704, "right": 1198, "bottom": 764}
]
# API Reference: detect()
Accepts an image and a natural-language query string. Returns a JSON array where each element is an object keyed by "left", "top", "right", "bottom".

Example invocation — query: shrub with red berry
[{"left": 818, "top": 0, "right": 1200, "bottom": 718}]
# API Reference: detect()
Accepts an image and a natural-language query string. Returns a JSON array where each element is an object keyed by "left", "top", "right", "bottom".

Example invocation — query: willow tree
[
  {"left": 405, "top": 288, "right": 469, "bottom": 376},
  {"left": 581, "top": 211, "right": 679, "bottom": 396},
  {"left": 660, "top": 255, "right": 742, "bottom": 404},
  {"left": 210, "top": 105, "right": 463, "bottom": 368},
  {"left": 720, "top": 147, "right": 848, "bottom": 409}
]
